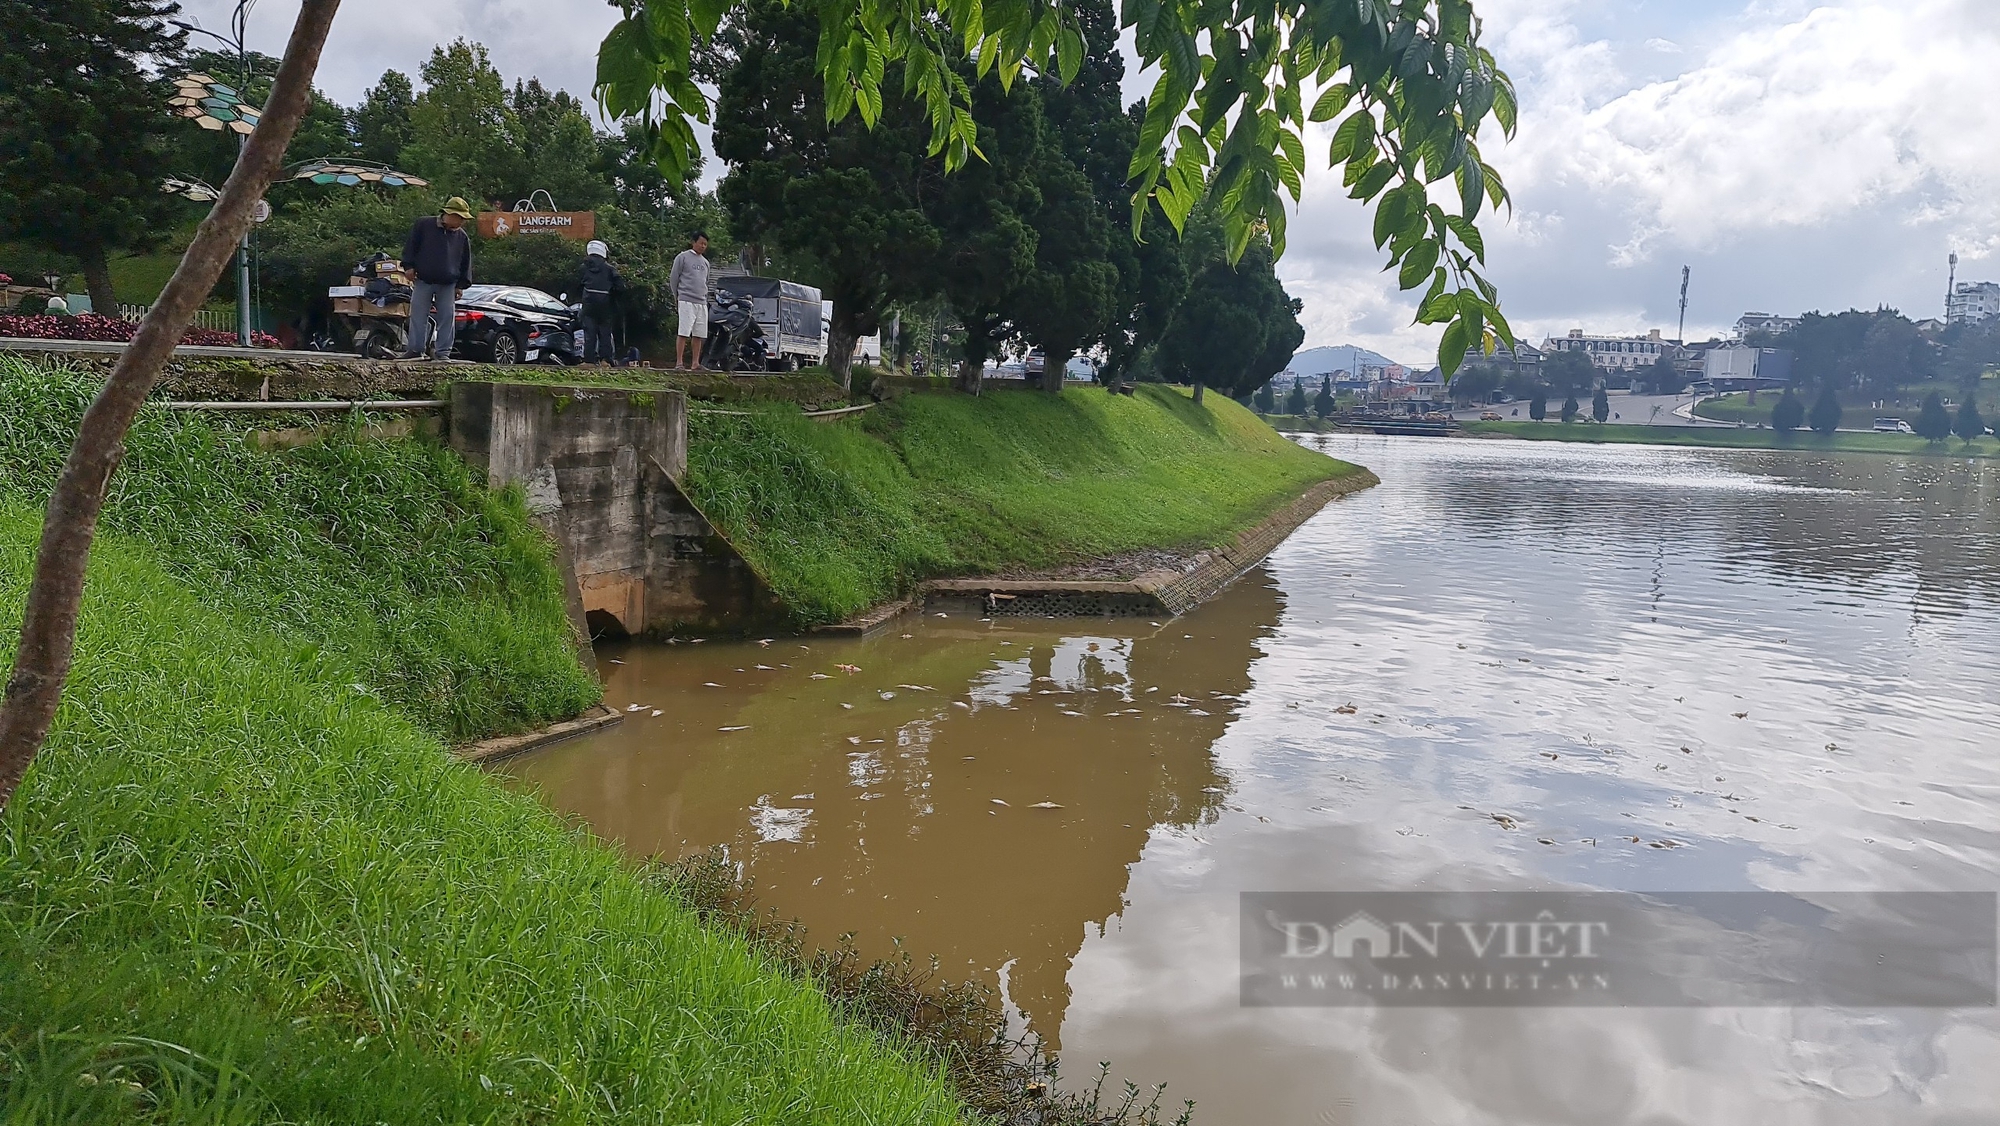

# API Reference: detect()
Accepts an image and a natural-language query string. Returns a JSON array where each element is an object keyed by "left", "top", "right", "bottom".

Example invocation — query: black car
[{"left": 450, "top": 285, "right": 579, "bottom": 365}]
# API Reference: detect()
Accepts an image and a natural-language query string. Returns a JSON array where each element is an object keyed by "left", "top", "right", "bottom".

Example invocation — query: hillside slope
[{"left": 686, "top": 384, "right": 1362, "bottom": 624}]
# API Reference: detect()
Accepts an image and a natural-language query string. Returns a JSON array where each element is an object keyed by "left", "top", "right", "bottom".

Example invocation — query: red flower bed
[{"left": 0, "top": 313, "right": 279, "bottom": 349}]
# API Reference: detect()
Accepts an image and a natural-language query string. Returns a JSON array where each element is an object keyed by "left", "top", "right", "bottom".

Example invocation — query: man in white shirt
[{"left": 668, "top": 231, "right": 711, "bottom": 371}]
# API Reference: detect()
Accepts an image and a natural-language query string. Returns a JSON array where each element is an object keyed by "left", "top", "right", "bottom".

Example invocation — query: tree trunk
[
  {"left": 1192, "top": 381, "right": 1206, "bottom": 405},
  {"left": 78, "top": 245, "right": 118, "bottom": 319},
  {"left": 956, "top": 359, "right": 982, "bottom": 396},
  {"left": 827, "top": 320, "right": 857, "bottom": 394},
  {"left": 0, "top": 0, "right": 343, "bottom": 812}
]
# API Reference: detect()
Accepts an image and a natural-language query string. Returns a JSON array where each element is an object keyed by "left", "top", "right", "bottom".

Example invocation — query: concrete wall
[{"left": 448, "top": 381, "right": 787, "bottom": 639}]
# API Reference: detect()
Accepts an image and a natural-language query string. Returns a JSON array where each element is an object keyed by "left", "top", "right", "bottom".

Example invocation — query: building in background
[
  {"left": 1541, "top": 328, "right": 1673, "bottom": 372},
  {"left": 1699, "top": 345, "right": 1794, "bottom": 392},
  {"left": 1946, "top": 281, "right": 2000, "bottom": 325},
  {"left": 1734, "top": 311, "right": 1800, "bottom": 338}
]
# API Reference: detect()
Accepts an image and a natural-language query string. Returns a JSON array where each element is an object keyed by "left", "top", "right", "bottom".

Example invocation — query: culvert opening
[{"left": 586, "top": 609, "right": 631, "bottom": 642}]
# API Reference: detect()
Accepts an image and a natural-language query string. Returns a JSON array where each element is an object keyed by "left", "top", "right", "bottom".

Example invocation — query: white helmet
[{"left": 586, "top": 239, "right": 609, "bottom": 258}]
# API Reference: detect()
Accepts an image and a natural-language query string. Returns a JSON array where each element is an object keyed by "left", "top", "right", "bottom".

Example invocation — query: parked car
[
  {"left": 1872, "top": 417, "right": 1913, "bottom": 434},
  {"left": 451, "top": 285, "right": 580, "bottom": 365},
  {"left": 1481, "top": 411, "right": 1502, "bottom": 421}
]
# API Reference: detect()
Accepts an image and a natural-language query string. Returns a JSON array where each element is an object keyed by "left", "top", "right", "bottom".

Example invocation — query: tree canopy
[
  {"left": 598, "top": 0, "right": 1517, "bottom": 373},
  {"left": 0, "top": 0, "right": 187, "bottom": 312}
]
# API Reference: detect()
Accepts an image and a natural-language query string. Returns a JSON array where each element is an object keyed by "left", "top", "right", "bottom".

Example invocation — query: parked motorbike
[{"left": 701, "top": 290, "right": 768, "bottom": 372}]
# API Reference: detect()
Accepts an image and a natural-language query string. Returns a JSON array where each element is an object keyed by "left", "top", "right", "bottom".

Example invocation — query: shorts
[{"left": 677, "top": 299, "right": 709, "bottom": 339}]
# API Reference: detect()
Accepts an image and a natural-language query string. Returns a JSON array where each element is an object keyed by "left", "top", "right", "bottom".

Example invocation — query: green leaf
[
  {"left": 1457, "top": 157, "right": 1485, "bottom": 221},
  {"left": 1349, "top": 160, "right": 1395, "bottom": 200},
  {"left": 1443, "top": 213, "right": 1485, "bottom": 262},
  {"left": 1397, "top": 237, "right": 1439, "bottom": 290},
  {"left": 1438, "top": 316, "right": 1471, "bottom": 375},
  {"left": 1056, "top": 23, "right": 1083, "bottom": 84},
  {"left": 1308, "top": 82, "right": 1354, "bottom": 122},
  {"left": 1327, "top": 109, "right": 1374, "bottom": 164}
]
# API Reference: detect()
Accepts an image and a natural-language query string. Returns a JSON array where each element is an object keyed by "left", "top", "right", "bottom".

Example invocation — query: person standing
[
  {"left": 398, "top": 197, "right": 475, "bottom": 361},
  {"left": 577, "top": 239, "right": 625, "bottom": 367},
  {"left": 668, "top": 230, "right": 710, "bottom": 371}
]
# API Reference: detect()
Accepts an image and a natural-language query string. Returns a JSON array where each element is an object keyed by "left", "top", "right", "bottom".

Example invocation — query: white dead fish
[
  {"left": 625, "top": 704, "right": 644, "bottom": 712},
  {"left": 935, "top": 612, "right": 948, "bottom": 618},
  {"left": 897, "top": 684, "right": 934, "bottom": 692},
  {"left": 848, "top": 736, "right": 862, "bottom": 745},
  {"left": 809, "top": 673, "right": 831, "bottom": 680},
  {"left": 755, "top": 664, "right": 776, "bottom": 670},
  {"left": 990, "top": 798, "right": 1010, "bottom": 807},
  {"left": 1146, "top": 686, "right": 1159, "bottom": 693},
  {"left": 703, "top": 682, "right": 723, "bottom": 688},
  {"left": 879, "top": 691, "right": 897, "bottom": 700},
  {"left": 608, "top": 659, "right": 624, "bottom": 664},
  {"left": 1029, "top": 801, "right": 1064, "bottom": 809},
  {"left": 840, "top": 703, "right": 853, "bottom": 710},
  {"left": 1169, "top": 693, "right": 1193, "bottom": 704},
  {"left": 757, "top": 638, "right": 773, "bottom": 647},
  {"left": 952, "top": 701, "right": 971, "bottom": 709},
  {"left": 650, "top": 709, "right": 662, "bottom": 717},
  {"left": 719, "top": 725, "right": 749, "bottom": 732}
]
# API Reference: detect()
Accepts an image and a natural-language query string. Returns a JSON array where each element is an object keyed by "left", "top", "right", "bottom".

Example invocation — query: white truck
[{"left": 713, "top": 276, "right": 825, "bottom": 371}]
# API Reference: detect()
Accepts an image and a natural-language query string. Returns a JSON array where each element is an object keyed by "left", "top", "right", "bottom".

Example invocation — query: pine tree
[
  {"left": 1953, "top": 397, "right": 1986, "bottom": 442},
  {"left": 1314, "top": 376, "right": 1334, "bottom": 418},
  {"left": 1529, "top": 393, "right": 1547, "bottom": 422},
  {"left": 1285, "top": 378, "right": 1308, "bottom": 416},
  {"left": 1591, "top": 385, "right": 1610, "bottom": 423},
  {"left": 0, "top": 0, "right": 187, "bottom": 313},
  {"left": 1809, "top": 385, "right": 1842, "bottom": 435},
  {"left": 1915, "top": 392, "right": 1953, "bottom": 442},
  {"left": 1561, "top": 394, "right": 1580, "bottom": 423},
  {"left": 1254, "top": 380, "right": 1275, "bottom": 414},
  {"left": 1771, "top": 388, "right": 1805, "bottom": 432}
]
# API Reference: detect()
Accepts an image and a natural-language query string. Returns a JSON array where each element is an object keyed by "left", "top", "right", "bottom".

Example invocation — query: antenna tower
[{"left": 1676, "top": 266, "right": 1690, "bottom": 345}]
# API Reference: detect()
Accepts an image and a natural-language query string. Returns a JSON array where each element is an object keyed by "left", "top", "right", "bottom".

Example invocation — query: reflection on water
[
  {"left": 507, "top": 436, "right": 2000, "bottom": 1123},
  {"left": 508, "top": 576, "right": 1274, "bottom": 1039}
]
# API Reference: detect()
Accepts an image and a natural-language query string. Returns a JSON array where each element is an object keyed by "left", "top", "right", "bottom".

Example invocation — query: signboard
[{"left": 478, "top": 210, "right": 597, "bottom": 241}]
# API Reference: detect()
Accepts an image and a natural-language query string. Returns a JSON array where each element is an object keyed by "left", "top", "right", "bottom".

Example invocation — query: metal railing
[{"left": 118, "top": 304, "right": 237, "bottom": 332}]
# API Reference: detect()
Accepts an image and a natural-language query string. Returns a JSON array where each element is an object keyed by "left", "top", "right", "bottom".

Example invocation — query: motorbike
[{"left": 701, "top": 290, "right": 768, "bottom": 372}]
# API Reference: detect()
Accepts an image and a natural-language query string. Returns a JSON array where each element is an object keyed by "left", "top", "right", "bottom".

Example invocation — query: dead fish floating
[
  {"left": 990, "top": 798, "right": 1010, "bottom": 807},
  {"left": 835, "top": 664, "right": 862, "bottom": 674},
  {"left": 809, "top": 673, "right": 831, "bottom": 680},
  {"left": 719, "top": 725, "right": 750, "bottom": 732},
  {"left": 1333, "top": 704, "right": 1358, "bottom": 715},
  {"left": 1029, "top": 801, "right": 1064, "bottom": 810}
]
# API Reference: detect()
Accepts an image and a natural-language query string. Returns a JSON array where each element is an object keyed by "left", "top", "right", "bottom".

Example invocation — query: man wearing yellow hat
[{"left": 398, "top": 196, "right": 476, "bottom": 361}]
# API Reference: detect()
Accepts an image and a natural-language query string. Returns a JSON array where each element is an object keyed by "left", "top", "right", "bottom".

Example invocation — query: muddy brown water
[{"left": 505, "top": 435, "right": 2000, "bottom": 1124}]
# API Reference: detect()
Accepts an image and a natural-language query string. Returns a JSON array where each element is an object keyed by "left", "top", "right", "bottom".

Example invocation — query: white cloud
[{"left": 1282, "top": 0, "right": 2000, "bottom": 362}]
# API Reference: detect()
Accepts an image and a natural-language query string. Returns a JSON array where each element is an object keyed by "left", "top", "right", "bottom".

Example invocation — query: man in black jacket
[
  {"left": 398, "top": 197, "right": 475, "bottom": 360},
  {"left": 577, "top": 239, "right": 625, "bottom": 366}
]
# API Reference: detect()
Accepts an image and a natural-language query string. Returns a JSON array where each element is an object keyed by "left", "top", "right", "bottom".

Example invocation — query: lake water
[{"left": 505, "top": 435, "right": 2000, "bottom": 1124}]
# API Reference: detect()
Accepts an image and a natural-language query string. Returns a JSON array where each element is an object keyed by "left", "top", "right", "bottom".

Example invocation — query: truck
[{"left": 713, "top": 276, "right": 824, "bottom": 371}]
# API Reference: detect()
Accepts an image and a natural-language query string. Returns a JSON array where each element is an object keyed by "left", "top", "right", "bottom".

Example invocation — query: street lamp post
[{"left": 172, "top": 2, "right": 256, "bottom": 346}]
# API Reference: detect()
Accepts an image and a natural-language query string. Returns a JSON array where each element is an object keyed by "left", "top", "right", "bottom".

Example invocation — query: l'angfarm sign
[{"left": 478, "top": 210, "right": 597, "bottom": 241}]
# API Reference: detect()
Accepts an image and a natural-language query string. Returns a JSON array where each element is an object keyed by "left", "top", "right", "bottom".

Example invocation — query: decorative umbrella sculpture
[
  {"left": 286, "top": 159, "right": 429, "bottom": 189},
  {"left": 161, "top": 177, "right": 222, "bottom": 203},
  {"left": 167, "top": 73, "right": 262, "bottom": 134}
]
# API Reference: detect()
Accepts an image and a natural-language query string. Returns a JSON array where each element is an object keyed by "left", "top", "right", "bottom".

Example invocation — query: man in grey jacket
[
  {"left": 668, "top": 231, "right": 710, "bottom": 371},
  {"left": 398, "top": 197, "right": 475, "bottom": 361}
]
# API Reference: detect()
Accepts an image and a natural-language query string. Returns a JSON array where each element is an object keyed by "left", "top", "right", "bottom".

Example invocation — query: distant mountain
[{"left": 1288, "top": 344, "right": 1403, "bottom": 377}]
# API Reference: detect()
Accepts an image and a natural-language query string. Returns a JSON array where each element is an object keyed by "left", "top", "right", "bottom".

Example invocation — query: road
[{"left": 1449, "top": 390, "right": 1734, "bottom": 427}]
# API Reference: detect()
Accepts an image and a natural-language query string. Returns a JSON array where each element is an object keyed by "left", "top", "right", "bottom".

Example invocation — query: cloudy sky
[{"left": 187, "top": 0, "right": 2000, "bottom": 365}]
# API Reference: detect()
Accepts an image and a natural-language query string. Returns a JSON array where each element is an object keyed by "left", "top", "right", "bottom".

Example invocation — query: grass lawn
[
  {"left": 0, "top": 357, "right": 967, "bottom": 1123},
  {"left": 1462, "top": 418, "right": 2000, "bottom": 459},
  {"left": 686, "top": 384, "right": 1362, "bottom": 624}
]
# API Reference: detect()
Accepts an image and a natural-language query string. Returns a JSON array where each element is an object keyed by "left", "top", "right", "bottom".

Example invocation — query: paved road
[{"left": 1450, "top": 390, "right": 1732, "bottom": 427}]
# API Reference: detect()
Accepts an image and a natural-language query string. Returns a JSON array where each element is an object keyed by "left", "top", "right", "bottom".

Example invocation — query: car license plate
[{"left": 525, "top": 349, "right": 540, "bottom": 362}]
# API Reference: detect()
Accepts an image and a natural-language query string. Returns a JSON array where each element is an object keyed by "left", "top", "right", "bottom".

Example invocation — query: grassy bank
[
  {"left": 686, "top": 384, "right": 1360, "bottom": 624},
  {"left": 1461, "top": 419, "right": 2000, "bottom": 458},
  {"left": 0, "top": 358, "right": 970, "bottom": 1122}
]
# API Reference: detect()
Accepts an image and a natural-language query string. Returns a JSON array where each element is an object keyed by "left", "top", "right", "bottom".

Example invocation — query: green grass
[
  {"left": 1694, "top": 386, "right": 2000, "bottom": 426},
  {"left": 1462, "top": 419, "right": 2000, "bottom": 458},
  {"left": 0, "top": 356, "right": 968, "bottom": 1123},
  {"left": 685, "top": 384, "right": 1359, "bottom": 624}
]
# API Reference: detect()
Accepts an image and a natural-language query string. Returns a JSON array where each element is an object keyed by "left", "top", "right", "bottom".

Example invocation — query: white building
[
  {"left": 1946, "top": 281, "right": 2000, "bottom": 325},
  {"left": 1734, "top": 312, "right": 1799, "bottom": 338},
  {"left": 1541, "top": 328, "right": 1673, "bottom": 372}
]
